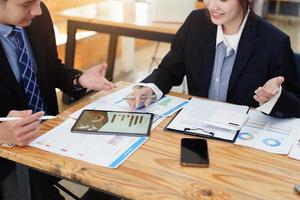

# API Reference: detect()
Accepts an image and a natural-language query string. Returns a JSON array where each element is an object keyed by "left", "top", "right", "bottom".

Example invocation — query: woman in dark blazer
[{"left": 128, "top": 0, "right": 300, "bottom": 118}]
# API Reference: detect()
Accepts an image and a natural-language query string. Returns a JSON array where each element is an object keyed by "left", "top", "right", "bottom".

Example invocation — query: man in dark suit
[
  {"left": 0, "top": 0, "right": 116, "bottom": 199},
  {"left": 128, "top": 2, "right": 300, "bottom": 118}
]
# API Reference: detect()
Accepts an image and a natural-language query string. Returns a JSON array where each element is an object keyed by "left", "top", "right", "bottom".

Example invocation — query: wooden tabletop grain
[{"left": 0, "top": 81, "right": 299, "bottom": 200}]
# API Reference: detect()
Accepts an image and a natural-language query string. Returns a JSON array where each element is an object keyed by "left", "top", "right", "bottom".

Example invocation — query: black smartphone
[{"left": 180, "top": 138, "right": 209, "bottom": 167}]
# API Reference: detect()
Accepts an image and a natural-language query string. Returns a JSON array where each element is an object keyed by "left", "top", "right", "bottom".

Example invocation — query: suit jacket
[
  {"left": 143, "top": 9, "right": 300, "bottom": 118},
  {"left": 0, "top": 3, "right": 85, "bottom": 181}
]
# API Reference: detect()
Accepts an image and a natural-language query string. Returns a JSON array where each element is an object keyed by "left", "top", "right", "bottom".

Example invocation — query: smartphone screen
[{"left": 180, "top": 138, "right": 209, "bottom": 167}]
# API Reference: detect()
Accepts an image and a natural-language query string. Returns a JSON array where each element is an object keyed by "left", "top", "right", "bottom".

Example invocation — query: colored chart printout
[{"left": 235, "top": 110, "right": 300, "bottom": 154}]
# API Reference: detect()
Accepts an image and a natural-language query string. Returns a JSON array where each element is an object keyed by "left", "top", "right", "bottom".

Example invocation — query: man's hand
[
  {"left": 127, "top": 87, "right": 155, "bottom": 111},
  {"left": 0, "top": 110, "right": 44, "bottom": 146},
  {"left": 79, "top": 63, "right": 116, "bottom": 91},
  {"left": 254, "top": 76, "right": 284, "bottom": 104}
]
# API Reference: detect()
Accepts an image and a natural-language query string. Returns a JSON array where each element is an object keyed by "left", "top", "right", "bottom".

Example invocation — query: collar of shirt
[
  {"left": 0, "top": 24, "right": 13, "bottom": 39},
  {"left": 216, "top": 9, "right": 250, "bottom": 55}
]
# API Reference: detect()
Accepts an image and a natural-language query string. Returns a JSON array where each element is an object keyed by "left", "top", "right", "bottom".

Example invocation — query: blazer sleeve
[
  {"left": 269, "top": 36, "right": 300, "bottom": 117},
  {"left": 141, "top": 11, "right": 195, "bottom": 94},
  {"left": 40, "top": 3, "right": 86, "bottom": 99}
]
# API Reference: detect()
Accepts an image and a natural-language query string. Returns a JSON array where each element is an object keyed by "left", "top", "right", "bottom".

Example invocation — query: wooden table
[
  {"left": 59, "top": 0, "right": 181, "bottom": 81},
  {"left": 0, "top": 81, "right": 300, "bottom": 200}
]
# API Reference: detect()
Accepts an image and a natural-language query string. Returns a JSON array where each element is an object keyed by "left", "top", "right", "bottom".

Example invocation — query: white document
[
  {"left": 30, "top": 119, "right": 148, "bottom": 168},
  {"left": 205, "top": 109, "right": 249, "bottom": 131},
  {"left": 235, "top": 110, "right": 300, "bottom": 154},
  {"left": 95, "top": 85, "right": 188, "bottom": 116},
  {"left": 288, "top": 135, "right": 300, "bottom": 160},
  {"left": 166, "top": 98, "right": 249, "bottom": 141},
  {"left": 70, "top": 86, "right": 189, "bottom": 129}
]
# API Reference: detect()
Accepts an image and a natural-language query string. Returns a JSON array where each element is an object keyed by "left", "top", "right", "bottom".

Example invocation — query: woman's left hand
[{"left": 254, "top": 76, "right": 284, "bottom": 104}]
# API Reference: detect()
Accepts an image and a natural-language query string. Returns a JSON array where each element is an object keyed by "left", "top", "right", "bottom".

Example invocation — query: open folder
[{"left": 166, "top": 98, "right": 250, "bottom": 142}]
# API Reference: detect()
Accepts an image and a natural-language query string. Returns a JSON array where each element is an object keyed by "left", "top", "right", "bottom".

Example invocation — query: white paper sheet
[
  {"left": 166, "top": 98, "right": 249, "bottom": 141},
  {"left": 288, "top": 134, "right": 300, "bottom": 160},
  {"left": 30, "top": 119, "right": 148, "bottom": 168},
  {"left": 235, "top": 110, "right": 300, "bottom": 154}
]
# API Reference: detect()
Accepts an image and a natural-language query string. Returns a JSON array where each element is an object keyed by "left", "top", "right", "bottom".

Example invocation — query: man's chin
[{"left": 19, "top": 20, "right": 33, "bottom": 27}]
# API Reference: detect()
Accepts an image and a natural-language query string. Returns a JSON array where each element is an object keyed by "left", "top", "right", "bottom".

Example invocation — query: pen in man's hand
[
  {"left": 0, "top": 116, "right": 56, "bottom": 122},
  {"left": 124, "top": 94, "right": 156, "bottom": 100}
]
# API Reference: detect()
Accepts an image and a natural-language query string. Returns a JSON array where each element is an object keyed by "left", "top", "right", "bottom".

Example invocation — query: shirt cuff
[
  {"left": 134, "top": 83, "right": 163, "bottom": 101},
  {"left": 256, "top": 86, "right": 282, "bottom": 114}
]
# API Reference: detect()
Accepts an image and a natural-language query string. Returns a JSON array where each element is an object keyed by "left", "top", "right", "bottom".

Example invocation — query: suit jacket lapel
[
  {"left": 203, "top": 24, "right": 217, "bottom": 96},
  {"left": 0, "top": 45, "right": 25, "bottom": 99},
  {"left": 227, "top": 13, "right": 257, "bottom": 96}
]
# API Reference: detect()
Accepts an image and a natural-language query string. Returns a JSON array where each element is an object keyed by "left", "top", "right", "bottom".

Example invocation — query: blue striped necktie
[{"left": 10, "top": 27, "right": 45, "bottom": 113}]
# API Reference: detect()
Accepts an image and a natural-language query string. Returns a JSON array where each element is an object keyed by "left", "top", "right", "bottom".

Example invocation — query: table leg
[
  {"left": 16, "top": 164, "right": 31, "bottom": 200},
  {"left": 106, "top": 34, "right": 118, "bottom": 81},
  {"left": 65, "top": 20, "right": 77, "bottom": 68}
]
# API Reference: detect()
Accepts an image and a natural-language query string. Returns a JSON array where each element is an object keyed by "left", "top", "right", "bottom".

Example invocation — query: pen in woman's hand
[{"left": 124, "top": 94, "right": 156, "bottom": 100}]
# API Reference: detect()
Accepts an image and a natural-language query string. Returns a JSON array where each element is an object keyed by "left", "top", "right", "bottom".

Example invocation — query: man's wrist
[{"left": 73, "top": 73, "right": 84, "bottom": 90}]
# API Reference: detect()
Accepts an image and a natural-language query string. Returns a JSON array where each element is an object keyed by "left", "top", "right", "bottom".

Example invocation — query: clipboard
[
  {"left": 165, "top": 111, "right": 240, "bottom": 143},
  {"left": 164, "top": 98, "right": 250, "bottom": 143}
]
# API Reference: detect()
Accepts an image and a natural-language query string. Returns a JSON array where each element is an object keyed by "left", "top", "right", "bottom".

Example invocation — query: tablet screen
[{"left": 71, "top": 110, "right": 153, "bottom": 136}]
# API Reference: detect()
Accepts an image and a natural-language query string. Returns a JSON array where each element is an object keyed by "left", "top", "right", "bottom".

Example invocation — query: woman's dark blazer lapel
[{"left": 227, "top": 12, "right": 257, "bottom": 96}]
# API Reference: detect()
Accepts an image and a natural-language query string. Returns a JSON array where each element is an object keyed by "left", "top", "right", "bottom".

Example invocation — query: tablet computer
[{"left": 71, "top": 110, "right": 153, "bottom": 136}]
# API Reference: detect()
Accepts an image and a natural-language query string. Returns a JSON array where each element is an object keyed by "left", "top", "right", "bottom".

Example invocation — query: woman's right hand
[{"left": 127, "top": 87, "right": 155, "bottom": 111}]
